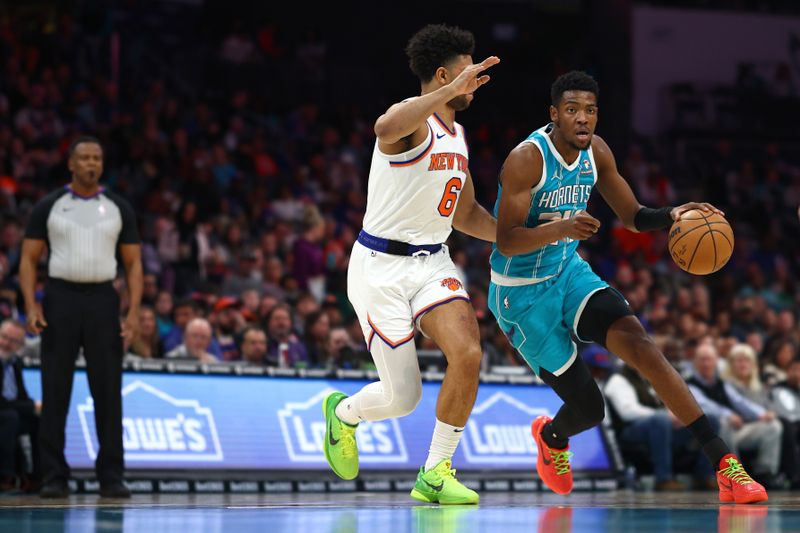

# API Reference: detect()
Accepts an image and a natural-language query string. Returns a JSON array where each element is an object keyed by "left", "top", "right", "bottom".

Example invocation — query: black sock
[
  {"left": 687, "top": 415, "right": 730, "bottom": 468},
  {"left": 542, "top": 422, "right": 569, "bottom": 449}
]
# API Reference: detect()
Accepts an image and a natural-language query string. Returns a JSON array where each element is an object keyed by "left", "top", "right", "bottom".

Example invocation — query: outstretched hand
[
  {"left": 671, "top": 202, "right": 724, "bottom": 221},
  {"left": 449, "top": 56, "right": 500, "bottom": 96}
]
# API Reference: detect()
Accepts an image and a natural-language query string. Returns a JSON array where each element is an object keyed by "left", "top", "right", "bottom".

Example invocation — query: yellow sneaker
[
  {"left": 322, "top": 392, "right": 359, "bottom": 480},
  {"left": 410, "top": 459, "right": 479, "bottom": 505}
]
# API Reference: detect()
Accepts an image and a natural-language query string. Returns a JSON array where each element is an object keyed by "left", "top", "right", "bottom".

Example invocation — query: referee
[{"left": 19, "top": 136, "right": 142, "bottom": 498}]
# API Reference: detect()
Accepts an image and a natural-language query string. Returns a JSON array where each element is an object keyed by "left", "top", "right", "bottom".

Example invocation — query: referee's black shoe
[
  {"left": 40, "top": 479, "right": 69, "bottom": 499},
  {"left": 99, "top": 482, "right": 131, "bottom": 498}
]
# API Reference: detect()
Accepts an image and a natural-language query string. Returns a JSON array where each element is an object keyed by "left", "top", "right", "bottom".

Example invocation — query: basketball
[{"left": 668, "top": 209, "right": 734, "bottom": 275}]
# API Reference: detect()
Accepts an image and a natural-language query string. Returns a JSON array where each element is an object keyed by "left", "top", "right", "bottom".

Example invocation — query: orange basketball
[{"left": 668, "top": 209, "right": 734, "bottom": 275}]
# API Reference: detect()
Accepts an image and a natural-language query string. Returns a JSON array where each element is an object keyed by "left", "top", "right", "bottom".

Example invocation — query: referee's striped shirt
[{"left": 24, "top": 185, "right": 140, "bottom": 283}]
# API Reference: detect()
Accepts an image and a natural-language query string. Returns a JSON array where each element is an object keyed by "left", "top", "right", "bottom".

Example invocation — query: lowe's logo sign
[
  {"left": 461, "top": 392, "right": 550, "bottom": 464},
  {"left": 278, "top": 388, "right": 408, "bottom": 463},
  {"left": 77, "top": 381, "right": 224, "bottom": 462}
]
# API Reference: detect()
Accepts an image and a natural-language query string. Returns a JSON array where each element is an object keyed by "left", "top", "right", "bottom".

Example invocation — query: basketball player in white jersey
[{"left": 322, "top": 24, "right": 499, "bottom": 505}]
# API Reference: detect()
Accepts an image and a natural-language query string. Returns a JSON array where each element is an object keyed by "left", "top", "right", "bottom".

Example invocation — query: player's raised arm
[
  {"left": 374, "top": 56, "right": 499, "bottom": 148},
  {"left": 452, "top": 169, "right": 496, "bottom": 242},
  {"left": 496, "top": 144, "right": 599, "bottom": 256}
]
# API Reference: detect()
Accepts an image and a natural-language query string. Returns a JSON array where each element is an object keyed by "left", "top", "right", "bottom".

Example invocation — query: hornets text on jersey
[{"left": 490, "top": 123, "right": 598, "bottom": 284}]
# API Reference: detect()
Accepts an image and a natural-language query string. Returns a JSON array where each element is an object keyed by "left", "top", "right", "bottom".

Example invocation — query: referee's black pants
[{"left": 39, "top": 279, "right": 124, "bottom": 485}]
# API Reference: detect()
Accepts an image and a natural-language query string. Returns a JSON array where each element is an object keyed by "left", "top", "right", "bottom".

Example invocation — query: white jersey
[{"left": 362, "top": 113, "right": 469, "bottom": 245}]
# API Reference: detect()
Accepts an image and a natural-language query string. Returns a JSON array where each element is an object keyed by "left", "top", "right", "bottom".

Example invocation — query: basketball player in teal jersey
[{"left": 489, "top": 71, "right": 767, "bottom": 504}]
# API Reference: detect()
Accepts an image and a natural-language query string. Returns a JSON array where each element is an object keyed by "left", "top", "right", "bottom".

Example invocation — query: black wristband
[{"left": 633, "top": 206, "right": 674, "bottom": 232}]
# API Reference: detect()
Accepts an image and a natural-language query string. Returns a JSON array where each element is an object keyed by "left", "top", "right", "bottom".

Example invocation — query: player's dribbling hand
[
  {"left": 562, "top": 210, "right": 601, "bottom": 240},
  {"left": 671, "top": 202, "right": 724, "bottom": 220},
  {"left": 450, "top": 56, "right": 500, "bottom": 96},
  {"left": 25, "top": 307, "right": 47, "bottom": 335}
]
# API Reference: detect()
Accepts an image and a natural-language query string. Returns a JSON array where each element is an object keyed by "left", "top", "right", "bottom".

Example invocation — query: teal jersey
[{"left": 490, "top": 123, "right": 598, "bottom": 281}]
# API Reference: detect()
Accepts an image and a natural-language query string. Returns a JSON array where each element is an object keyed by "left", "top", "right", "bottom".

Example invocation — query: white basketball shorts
[{"left": 347, "top": 241, "right": 470, "bottom": 349}]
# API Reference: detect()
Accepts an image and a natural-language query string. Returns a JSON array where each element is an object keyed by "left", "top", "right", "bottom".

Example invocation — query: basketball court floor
[{"left": 0, "top": 491, "right": 797, "bottom": 532}]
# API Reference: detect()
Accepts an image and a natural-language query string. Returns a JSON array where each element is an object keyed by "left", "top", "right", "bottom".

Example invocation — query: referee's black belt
[
  {"left": 357, "top": 230, "right": 442, "bottom": 256},
  {"left": 48, "top": 278, "right": 114, "bottom": 291}
]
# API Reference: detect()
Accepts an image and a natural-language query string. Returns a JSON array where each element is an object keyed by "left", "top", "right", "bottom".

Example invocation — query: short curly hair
[
  {"left": 551, "top": 71, "right": 599, "bottom": 106},
  {"left": 405, "top": 24, "right": 475, "bottom": 83}
]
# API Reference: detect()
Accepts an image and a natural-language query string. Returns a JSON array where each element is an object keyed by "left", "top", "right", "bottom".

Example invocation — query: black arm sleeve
[
  {"left": 633, "top": 206, "right": 674, "bottom": 232},
  {"left": 24, "top": 189, "right": 65, "bottom": 240},
  {"left": 107, "top": 192, "right": 141, "bottom": 244}
]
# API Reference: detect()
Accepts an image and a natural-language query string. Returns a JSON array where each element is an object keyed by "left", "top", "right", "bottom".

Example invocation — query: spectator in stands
[
  {"left": 326, "top": 327, "right": 362, "bottom": 369},
  {"left": 212, "top": 297, "right": 245, "bottom": 361},
  {"left": 240, "top": 289, "right": 261, "bottom": 322},
  {"left": 0, "top": 319, "right": 39, "bottom": 491},
  {"left": 293, "top": 293, "right": 320, "bottom": 337},
  {"left": 239, "top": 326, "right": 268, "bottom": 366},
  {"left": 724, "top": 344, "right": 770, "bottom": 406},
  {"left": 265, "top": 304, "right": 308, "bottom": 368},
  {"left": 687, "top": 342, "right": 782, "bottom": 485},
  {"left": 730, "top": 299, "right": 759, "bottom": 340},
  {"left": 154, "top": 291, "right": 174, "bottom": 338},
  {"left": 770, "top": 357, "right": 800, "bottom": 488},
  {"left": 321, "top": 296, "right": 345, "bottom": 329},
  {"left": 292, "top": 206, "right": 326, "bottom": 302},
  {"left": 262, "top": 256, "right": 286, "bottom": 301},
  {"left": 127, "top": 307, "right": 162, "bottom": 359},
  {"left": 221, "top": 249, "right": 263, "bottom": 297},
  {"left": 745, "top": 331, "right": 765, "bottom": 359},
  {"left": 165, "top": 318, "right": 218, "bottom": 364},
  {"left": 162, "top": 299, "right": 199, "bottom": 352},
  {"left": 605, "top": 360, "right": 716, "bottom": 491},
  {"left": 0, "top": 219, "right": 22, "bottom": 275},
  {"left": 303, "top": 310, "right": 330, "bottom": 367},
  {"left": 258, "top": 294, "right": 279, "bottom": 322},
  {"left": 162, "top": 299, "right": 223, "bottom": 358},
  {"left": 763, "top": 340, "right": 798, "bottom": 386},
  {"left": 766, "top": 310, "right": 798, "bottom": 352},
  {"left": 142, "top": 274, "right": 159, "bottom": 307}
]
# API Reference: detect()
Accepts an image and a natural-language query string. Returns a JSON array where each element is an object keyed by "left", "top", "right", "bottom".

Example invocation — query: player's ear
[
  {"left": 549, "top": 105, "right": 558, "bottom": 123},
  {"left": 435, "top": 66, "right": 449, "bottom": 86}
]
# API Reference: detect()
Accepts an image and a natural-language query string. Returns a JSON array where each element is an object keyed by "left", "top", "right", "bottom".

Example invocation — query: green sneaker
[
  {"left": 410, "top": 459, "right": 479, "bottom": 505},
  {"left": 322, "top": 391, "right": 359, "bottom": 480}
]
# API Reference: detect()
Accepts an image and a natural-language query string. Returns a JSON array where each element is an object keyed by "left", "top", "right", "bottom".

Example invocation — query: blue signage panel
[{"left": 22, "top": 370, "right": 611, "bottom": 472}]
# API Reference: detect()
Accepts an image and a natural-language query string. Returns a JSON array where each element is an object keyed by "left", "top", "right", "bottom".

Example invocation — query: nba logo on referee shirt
[
  {"left": 278, "top": 388, "right": 409, "bottom": 464},
  {"left": 77, "top": 380, "right": 224, "bottom": 462},
  {"left": 461, "top": 392, "right": 550, "bottom": 464}
]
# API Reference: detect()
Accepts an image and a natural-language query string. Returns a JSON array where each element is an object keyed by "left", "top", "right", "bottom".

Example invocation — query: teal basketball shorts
[{"left": 488, "top": 256, "right": 608, "bottom": 376}]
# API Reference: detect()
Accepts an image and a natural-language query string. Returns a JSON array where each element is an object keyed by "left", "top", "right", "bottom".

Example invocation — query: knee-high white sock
[
  {"left": 335, "top": 390, "right": 368, "bottom": 425},
  {"left": 335, "top": 335, "right": 421, "bottom": 425},
  {"left": 425, "top": 419, "right": 465, "bottom": 472}
]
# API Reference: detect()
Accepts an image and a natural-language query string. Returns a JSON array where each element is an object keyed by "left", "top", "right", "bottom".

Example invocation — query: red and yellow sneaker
[
  {"left": 532, "top": 415, "right": 573, "bottom": 495},
  {"left": 717, "top": 454, "right": 768, "bottom": 504}
]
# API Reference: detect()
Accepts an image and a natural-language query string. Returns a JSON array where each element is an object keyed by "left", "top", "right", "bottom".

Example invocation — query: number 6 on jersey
[{"left": 438, "top": 177, "right": 463, "bottom": 217}]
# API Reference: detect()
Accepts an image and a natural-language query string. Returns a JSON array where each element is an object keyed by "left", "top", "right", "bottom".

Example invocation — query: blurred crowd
[
  {"left": 0, "top": 2, "right": 797, "bottom": 491},
  {"left": 0, "top": 7, "right": 798, "bottom": 375}
]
